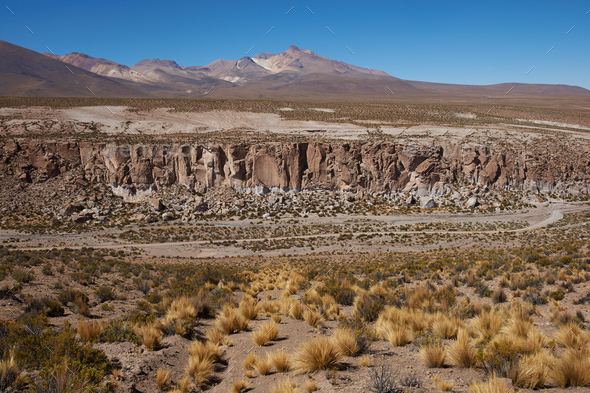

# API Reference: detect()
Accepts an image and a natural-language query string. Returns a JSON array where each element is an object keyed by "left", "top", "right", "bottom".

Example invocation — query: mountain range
[{"left": 1, "top": 40, "right": 589, "bottom": 100}]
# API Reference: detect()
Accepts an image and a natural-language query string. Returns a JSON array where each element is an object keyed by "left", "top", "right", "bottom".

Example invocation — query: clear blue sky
[{"left": 2, "top": 1, "right": 589, "bottom": 88}]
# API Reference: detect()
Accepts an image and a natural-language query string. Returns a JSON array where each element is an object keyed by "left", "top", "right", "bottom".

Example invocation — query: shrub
[
  {"left": 549, "top": 290, "right": 564, "bottom": 301},
  {"left": 44, "top": 300, "right": 65, "bottom": 317},
  {"left": 491, "top": 288, "right": 507, "bottom": 304},
  {"left": 318, "top": 279, "right": 356, "bottom": 306},
  {"left": 293, "top": 336, "right": 343, "bottom": 373},
  {"left": 100, "top": 319, "right": 138, "bottom": 344},
  {"left": 353, "top": 292, "right": 385, "bottom": 322},
  {"left": 12, "top": 269, "right": 34, "bottom": 283},
  {"left": 368, "top": 365, "right": 401, "bottom": 393},
  {"left": 477, "top": 338, "right": 521, "bottom": 379},
  {"left": 95, "top": 285, "right": 116, "bottom": 303}
]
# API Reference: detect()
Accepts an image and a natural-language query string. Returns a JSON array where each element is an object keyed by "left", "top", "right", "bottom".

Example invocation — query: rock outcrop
[{"left": 2, "top": 139, "right": 590, "bottom": 199}]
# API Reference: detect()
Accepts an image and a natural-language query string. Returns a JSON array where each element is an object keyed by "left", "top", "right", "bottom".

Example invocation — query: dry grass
[
  {"left": 177, "top": 376, "right": 191, "bottom": 393},
  {"left": 330, "top": 327, "right": 360, "bottom": 357},
  {"left": 230, "top": 379, "right": 249, "bottom": 393},
  {"left": 432, "top": 314, "right": 458, "bottom": 339},
  {"left": 187, "top": 340, "right": 223, "bottom": 363},
  {"left": 205, "top": 328, "right": 226, "bottom": 345},
  {"left": 446, "top": 329, "right": 477, "bottom": 367},
  {"left": 271, "top": 378, "right": 300, "bottom": 393},
  {"left": 471, "top": 309, "right": 505, "bottom": 342},
  {"left": 156, "top": 368, "right": 170, "bottom": 390},
  {"left": 268, "top": 350, "right": 291, "bottom": 372},
  {"left": 359, "top": 355, "right": 371, "bottom": 367},
  {"left": 303, "top": 309, "right": 324, "bottom": 328},
  {"left": 254, "top": 358, "right": 272, "bottom": 375},
  {"left": 166, "top": 296, "right": 196, "bottom": 321},
  {"left": 216, "top": 305, "right": 249, "bottom": 335},
  {"left": 434, "top": 376, "right": 454, "bottom": 391},
  {"left": 550, "top": 347, "right": 590, "bottom": 387},
  {"left": 377, "top": 323, "right": 410, "bottom": 347},
  {"left": 243, "top": 353, "right": 259, "bottom": 371},
  {"left": 293, "top": 336, "right": 343, "bottom": 373},
  {"left": 419, "top": 346, "right": 446, "bottom": 368},
  {"left": 0, "top": 355, "right": 27, "bottom": 391},
  {"left": 514, "top": 352, "right": 551, "bottom": 389},
  {"left": 239, "top": 300, "right": 260, "bottom": 321},
  {"left": 271, "top": 313, "right": 282, "bottom": 324},
  {"left": 252, "top": 321, "right": 280, "bottom": 346},
  {"left": 76, "top": 319, "right": 103, "bottom": 342},
  {"left": 187, "top": 356, "right": 214, "bottom": 387},
  {"left": 469, "top": 375, "right": 510, "bottom": 393},
  {"left": 302, "top": 379, "right": 318, "bottom": 392},
  {"left": 554, "top": 323, "right": 589, "bottom": 349},
  {"left": 134, "top": 323, "right": 162, "bottom": 351}
]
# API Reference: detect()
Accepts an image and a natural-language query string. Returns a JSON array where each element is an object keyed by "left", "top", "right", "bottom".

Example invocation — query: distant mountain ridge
[{"left": 0, "top": 40, "right": 588, "bottom": 99}]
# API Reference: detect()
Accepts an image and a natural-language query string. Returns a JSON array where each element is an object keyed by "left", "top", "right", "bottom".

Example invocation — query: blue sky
[{"left": 2, "top": 1, "right": 589, "bottom": 88}]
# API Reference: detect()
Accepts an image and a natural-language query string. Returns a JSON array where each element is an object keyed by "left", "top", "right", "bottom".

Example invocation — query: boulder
[
  {"left": 150, "top": 199, "right": 164, "bottom": 211},
  {"left": 466, "top": 197, "right": 478, "bottom": 208},
  {"left": 62, "top": 203, "right": 84, "bottom": 216},
  {"left": 162, "top": 212, "right": 175, "bottom": 221},
  {"left": 420, "top": 197, "right": 436, "bottom": 209},
  {"left": 72, "top": 213, "right": 90, "bottom": 224}
]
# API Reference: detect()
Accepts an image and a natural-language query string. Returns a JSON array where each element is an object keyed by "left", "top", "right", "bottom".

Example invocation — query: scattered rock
[
  {"left": 420, "top": 197, "right": 436, "bottom": 209},
  {"left": 466, "top": 197, "right": 478, "bottom": 208},
  {"left": 162, "top": 212, "right": 175, "bottom": 221},
  {"left": 61, "top": 202, "right": 84, "bottom": 216},
  {"left": 149, "top": 199, "right": 164, "bottom": 211}
]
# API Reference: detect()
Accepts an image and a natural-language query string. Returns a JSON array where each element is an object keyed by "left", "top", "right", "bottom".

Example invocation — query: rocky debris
[
  {"left": 420, "top": 197, "right": 436, "bottom": 209},
  {"left": 162, "top": 212, "right": 175, "bottom": 221},
  {"left": 72, "top": 212, "right": 91, "bottom": 224},
  {"left": 149, "top": 198, "right": 164, "bottom": 211},
  {"left": 61, "top": 202, "right": 84, "bottom": 216},
  {"left": 467, "top": 197, "right": 478, "bottom": 208},
  {"left": 406, "top": 195, "right": 415, "bottom": 205}
]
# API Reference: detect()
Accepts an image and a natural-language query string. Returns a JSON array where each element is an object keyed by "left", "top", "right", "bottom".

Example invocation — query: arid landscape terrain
[
  {"left": 0, "top": 92, "right": 590, "bottom": 393},
  {"left": 1, "top": 8, "right": 590, "bottom": 389}
]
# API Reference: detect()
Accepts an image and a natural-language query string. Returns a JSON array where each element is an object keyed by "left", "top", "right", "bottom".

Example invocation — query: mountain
[
  {"left": 1, "top": 40, "right": 588, "bottom": 100},
  {"left": 0, "top": 40, "right": 148, "bottom": 97}
]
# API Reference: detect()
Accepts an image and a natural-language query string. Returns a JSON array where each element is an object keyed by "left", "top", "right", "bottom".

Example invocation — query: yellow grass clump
[
  {"left": 302, "top": 379, "right": 318, "bottom": 392},
  {"left": 550, "top": 347, "right": 590, "bottom": 387},
  {"left": 330, "top": 327, "right": 360, "bottom": 357},
  {"left": 243, "top": 353, "right": 259, "bottom": 371},
  {"left": 268, "top": 350, "right": 291, "bottom": 372},
  {"left": 376, "top": 322, "right": 410, "bottom": 347},
  {"left": 419, "top": 346, "right": 446, "bottom": 368},
  {"left": 446, "top": 329, "right": 477, "bottom": 367},
  {"left": 434, "top": 376, "right": 454, "bottom": 391},
  {"left": 215, "top": 305, "right": 249, "bottom": 335},
  {"left": 254, "top": 358, "right": 272, "bottom": 375},
  {"left": 252, "top": 321, "right": 280, "bottom": 346},
  {"left": 187, "top": 356, "right": 214, "bottom": 387},
  {"left": 271, "top": 378, "right": 300, "bottom": 393},
  {"left": 134, "top": 323, "right": 162, "bottom": 351},
  {"left": 469, "top": 375, "right": 510, "bottom": 393},
  {"left": 230, "top": 379, "right": 249, "bottom": 393},
  {"left": 293, "top": 336, "right": 343, "bottom": 373},
  {"left": 156, "top": 368, "right": 170, "bottom": 390},
  {"left": 187, "top": 340, "right": 223, "bottom": 363},
  {"left": 77, "top": 319, "right": 103, "bottom": 342},
  {"left": 303, "top": 309, "right": 324, "bottom": 328}
]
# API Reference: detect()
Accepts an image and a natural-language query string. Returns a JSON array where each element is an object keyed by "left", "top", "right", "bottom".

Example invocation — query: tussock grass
[
  {"left": 77, "top": 319, "right": 103, "bottom": 342},
  {"left": 134, "top": 323, "right": 162, "bottom": 351},
  {"left": 252, "top": 321, "right": 279, "bottom": 346},
  {"left": 302, "top": 379, "right": 318, "bottom": 392},
  {"left": 187, "top": 340, "right": 223, "bottom": 363},
  {"left": 230, "top": 379, "right": 249, "bottom": 393},
  {"left": 268, "top": 350, "right": 291, "bottom": 372},
  {"left": 432, "top": 313, "right": 458, "bottom": 339},
  {"left": 205, "top": 328, "right": 226, "bottom": 345},
  {"left": 271, "top": 378, "right": 300, "bottom": 393},
  {"left": 471, "top": 309, "right": 505, "bottom": 342},
  {"left": 514, "top": 352, "right": 550, "bottom": 389},
  {"left": 243, "top": 353, "right": 259, "bottom": 371},
  {"left": 0, "top": 355, "right": 27, "bottom": 391},
  {"left": 166, "top": 296, "right": 196, "bottom": 321},
  {"left": 187, "top": 356, "right": 214, "bottom": 387},
  {"left": 359, "top": 355, "right": 371, "bottom": 367},
  {"left": 434, "top": 376, "right": 454, "bottom": 391},
  {"left": 303, "top": 309, "right": 324, "bottom": 328},
  {"left": 253, "top": 358, "right": 272, "bottom": 375},
  {"left": 550, "top": 347, "right": 590, "bottom": 387},
  {"left": 419, "top": 346, "right": 446, "bottom": 368},
  {"left": 330, "top": 327, "right": 360, "bottom": 356},
  {"left": 555, "top": 323, "right": 589, "bottom": 349},
  {"left": 469, "top": 375, "right": 510, "bottom": 393},
  {"left": 156, "top": 368, "right": 170, "bottom": 390},
  {"left": 377, "top": 323, "right": 410, "bottom": 347},
  {"left": 215, "top": 305, "right": 249, "bottom": 335},
  {"left": 293, "top": 336, "right": 343, "bottom": 373},
  {"left": 446, "top": 329, "right": 477, "bottom": 367}
]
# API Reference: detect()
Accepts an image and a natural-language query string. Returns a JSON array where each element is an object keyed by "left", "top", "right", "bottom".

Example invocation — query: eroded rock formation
[{"left": 2, "top": 139, "right": 589, "bottom": 197}]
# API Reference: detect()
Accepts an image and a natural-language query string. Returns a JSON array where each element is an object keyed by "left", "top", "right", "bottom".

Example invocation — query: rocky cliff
[{"left": 2, "top": 139, "right": 589, "bottom": 198}]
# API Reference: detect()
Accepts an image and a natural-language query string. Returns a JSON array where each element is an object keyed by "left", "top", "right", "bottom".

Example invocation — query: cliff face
[{"left": 2, "top": 139, "right": 590, "bottom": 197}]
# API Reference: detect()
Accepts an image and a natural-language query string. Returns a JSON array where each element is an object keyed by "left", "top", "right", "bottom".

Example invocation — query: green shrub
[
  {"left": 12, "top": 269, "right": 34, "bottom": 283},
  {"left": 95, "top": 285, "right": 116, "bottom": 303}
]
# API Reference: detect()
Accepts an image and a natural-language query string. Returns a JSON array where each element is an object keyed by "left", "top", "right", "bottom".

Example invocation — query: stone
[
  {"left": 72, "top": 213, "right": 90, "bottom": 224},
  {"left": 420, "top": 197, "right": 436, "bottom": 209},
  {"left": 62, "top": 203, "right": 84, "bottom": 216},
  {"left": 162, "top": 212, "right": 175, "bottom": 221},
  {"left": 150, "top": 199, "right": 164, "bottom": 211},
  {"left": 466, "top": 197, "right": 478, "bottom": 208},
  {"left": 406, "top": 195, "right": 415, "bottom": 205}
]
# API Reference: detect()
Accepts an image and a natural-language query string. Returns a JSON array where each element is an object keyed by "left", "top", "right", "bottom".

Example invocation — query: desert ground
[{"left": 1, "top": 98, "right": 590, "bottom": 393}]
